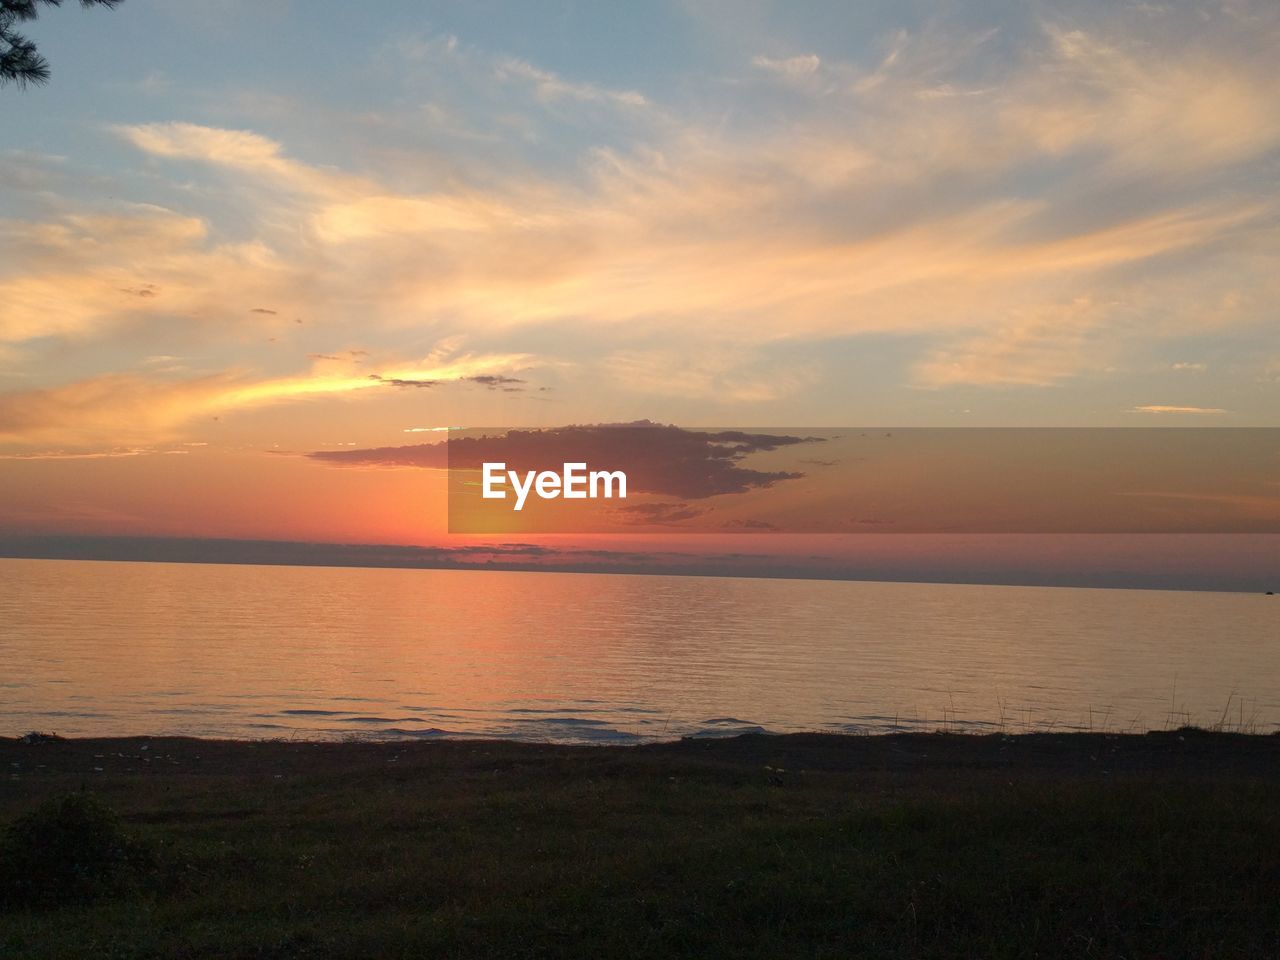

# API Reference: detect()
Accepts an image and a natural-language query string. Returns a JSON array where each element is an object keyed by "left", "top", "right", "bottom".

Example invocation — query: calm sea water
[{"left": 1, "top": 558, "right": 1276, "bottom": 743}]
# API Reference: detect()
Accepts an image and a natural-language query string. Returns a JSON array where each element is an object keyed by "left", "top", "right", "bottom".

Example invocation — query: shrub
[{"left": 0, "top": 792, "right": 152, "bottom": 908}]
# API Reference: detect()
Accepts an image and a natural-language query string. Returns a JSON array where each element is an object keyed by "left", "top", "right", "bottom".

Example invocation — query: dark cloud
[
  {"left": 250, "top": 307, "right": 277, "bottom": 314},
  {"left": 307, "top": 422, "right": 824, "bottom": 499},
  {"left": 368, "top": 374, "right": 527, "bottom": 391},
  {"left": 369, "top": 374, "right": 439, "bottom": 388},
  {"left": 468, "top": 375, "right": 526, "bottom": 389}
]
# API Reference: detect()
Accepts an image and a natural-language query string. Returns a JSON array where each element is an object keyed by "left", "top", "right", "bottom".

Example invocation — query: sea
[{"left": 2, "top": 557, "right": 1276, "bottom": 743}]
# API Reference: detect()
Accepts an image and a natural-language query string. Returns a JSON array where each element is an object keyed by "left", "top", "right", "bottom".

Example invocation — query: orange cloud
[
  {"left": 0, "top": 8, "right": 1275, "bottom": 420},
  {"left": 0, "top": 346, "right": 535, "bottom": 446},
  {"left": 1131, "top": 405, "right": 1228, "bottom": 416}
]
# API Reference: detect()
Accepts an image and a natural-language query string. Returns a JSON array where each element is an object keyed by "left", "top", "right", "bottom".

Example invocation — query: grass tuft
[{"left": 0, "top": 792, "right": 154, "bottom": 908}]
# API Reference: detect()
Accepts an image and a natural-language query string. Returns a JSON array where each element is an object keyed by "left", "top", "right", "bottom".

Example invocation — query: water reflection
[{"left": 1, "top": 559, "right": 1275, "bottom": 742}]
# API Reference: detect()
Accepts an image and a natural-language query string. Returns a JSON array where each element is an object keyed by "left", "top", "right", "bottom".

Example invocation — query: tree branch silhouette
[{"left": 1, "top": 0, "right": 122, "bottom": 88}]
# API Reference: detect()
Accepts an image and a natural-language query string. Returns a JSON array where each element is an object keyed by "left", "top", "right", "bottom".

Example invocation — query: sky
[{"left": 0, "top": 0, "right": 1277, "bottom": 583}]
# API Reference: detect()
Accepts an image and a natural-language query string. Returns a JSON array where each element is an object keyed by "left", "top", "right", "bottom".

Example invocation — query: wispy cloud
[
  {"left": 115, "top": 122, "right": 367, "bottom": 197},
  {"left": 495, "top": 58, "right": 649, "bottom": 108},
  {"left": 0, "top": 346, "right": 534, "bottom": 446},
  {"left": 0, "top": 447, "right": 188, "bottom": 461},
  {"left": 1130, "top": 405, "right": 1228, "bottom": 415},
  {"left": 0, "top": 1, "right": 1276, "bottom": 458},
  {"left": 751, "top": 54, "right": 822, "bottom": 78}
]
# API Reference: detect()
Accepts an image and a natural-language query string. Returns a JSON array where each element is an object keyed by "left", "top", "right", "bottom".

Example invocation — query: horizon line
[{"left": 0, "top": 533, "right": 1274, "bottom": 595}]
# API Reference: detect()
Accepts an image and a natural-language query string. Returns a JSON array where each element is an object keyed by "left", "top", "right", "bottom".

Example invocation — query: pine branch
[{"left": 0, "top": 0, "right": 122, "bottom": 88}]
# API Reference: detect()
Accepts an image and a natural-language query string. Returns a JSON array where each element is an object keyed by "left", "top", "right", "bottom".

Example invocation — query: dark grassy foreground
[{"left": 2, "top": 730, "right": 1278, "bottom": 959}]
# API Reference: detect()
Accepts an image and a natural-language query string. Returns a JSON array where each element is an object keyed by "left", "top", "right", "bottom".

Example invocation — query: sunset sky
[{"left": 1, "top": 0, "right": 1277, "bottom": 580}]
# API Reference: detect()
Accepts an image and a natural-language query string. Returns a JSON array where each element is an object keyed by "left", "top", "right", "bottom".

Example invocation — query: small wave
[
  {"left": 340, "top": 716, "right": 429, "bottom": 725},
  {"left": 280, "top": 709, "right": 350, "bottom": 716},
  {"left": 506, "top": 707, "right": 596, "bottom": 715},
  {"left": 684, "top": 724, "right": 769, "bottom": 739},
  {"left": 491, "top": 719, "right": 645, "bottom": 744},
  {"left": 371, "top": 727, "right": 459, "bottom": 739}
]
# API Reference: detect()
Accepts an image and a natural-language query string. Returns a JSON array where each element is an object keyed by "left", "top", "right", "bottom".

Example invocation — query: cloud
[
  {"left": 913, "top": 299, "right": 1111, "bottom": 388},
  {"left": 307, "top": 423, "right": 824, "bottom": 499},
  {"left": 0, "top": 202, "right": 300, "bottom": 344},
  {"left": 1130, "top": 405, "right": 1227, "bottom": 415},
  {"left": 751, "top": 54, "right": 822, "bottom": 78},
  {"left": 1019, "top": 25, "right": 1280, "bottom": 173},
  {"left": 0, "top": 372, "right": 244, "bottom": 446},
  {"left": 2, "top": 5, "right": 1277, "bottom": 408},
  {"left": 749, "top": 18, "right": 1280, "bottom": 178},
  {"left": 0, "top": 345, "right": 533, "bottom": 446},
  {"left": 603, "top": 347, "right": 814, "bottom": 402},
  {"left": 13, "top": 23, "right": 1268, "bottom": 359},
  {"left": 0, "top": 447, "right": 186, "bottom": 461},
  {"left": 370, "top": 376, "right": 439, "bottom": 389},
  {"left": 370, "top": 373, "right": 528, "bottom": 391},
  {"left": 494, "top": 58, "right": 649, "bottom": 108},
  {"left": 115, "top": 122, "right": 365, "bottom": 197},
  {"left": 308, "top": 193, "right": 531, "bottom": 243}
]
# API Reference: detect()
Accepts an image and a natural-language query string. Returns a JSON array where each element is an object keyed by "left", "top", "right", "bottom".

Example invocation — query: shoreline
[{"left": 6, "top": 727, "right": 1279, "bottom": 776}]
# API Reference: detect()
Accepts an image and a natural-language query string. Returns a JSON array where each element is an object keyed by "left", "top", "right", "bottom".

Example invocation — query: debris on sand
[{"left": 19, "top": 732, "right": 65, "bottom": 745}]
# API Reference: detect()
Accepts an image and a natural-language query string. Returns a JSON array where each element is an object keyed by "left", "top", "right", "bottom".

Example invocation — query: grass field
[{"left": 2, "top": 729, "right": 1278, "bottom": 959}]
